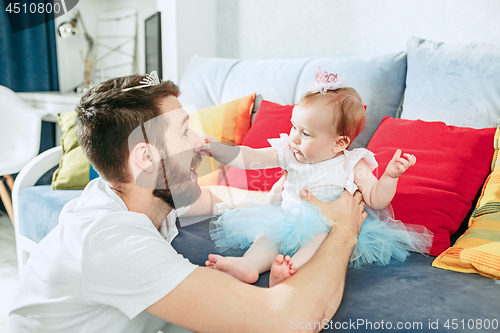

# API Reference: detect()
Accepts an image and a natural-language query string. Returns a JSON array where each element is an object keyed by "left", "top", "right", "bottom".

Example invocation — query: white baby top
[
  {"left": 268, "top": 134, "right": 378, "bottom": 216},
  {"left": 9, "top": 178, "right": 197, "bottom": 333}
]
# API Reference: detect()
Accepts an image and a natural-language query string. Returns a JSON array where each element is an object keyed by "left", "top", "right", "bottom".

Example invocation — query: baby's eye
[
  {"left": 291, "top": 125, "right": 297, "bottom": 130},
  {"left": 302, "top": 131, "right": 310, "bottom": 137}
]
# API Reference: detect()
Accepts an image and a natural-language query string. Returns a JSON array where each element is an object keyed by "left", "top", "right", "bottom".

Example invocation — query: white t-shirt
[
  {"left": 268, "top": 134, "right": 378, "bottom": 216},
  {"left": 9, "top": 178, "right": 197, "bottom": 333}
]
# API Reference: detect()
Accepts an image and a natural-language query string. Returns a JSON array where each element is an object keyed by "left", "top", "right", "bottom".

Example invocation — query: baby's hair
[{"left": 297, "top": 88, "right": 365, "bottom": 145}]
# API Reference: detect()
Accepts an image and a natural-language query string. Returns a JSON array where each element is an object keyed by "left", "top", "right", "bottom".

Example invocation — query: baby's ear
[{"left": 334, "top": 136, "right": 350, "bottom": 151}]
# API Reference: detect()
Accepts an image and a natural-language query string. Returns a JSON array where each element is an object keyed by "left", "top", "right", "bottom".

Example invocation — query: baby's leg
[
  {"left": 206, "top": 237, "right": 278, "bottom": 284},
  {"left": 291, "top": 232, "right": 328, "bottom": 268},
  {"left": 269, "top": 232, "right": 328, "bottom": 287}
]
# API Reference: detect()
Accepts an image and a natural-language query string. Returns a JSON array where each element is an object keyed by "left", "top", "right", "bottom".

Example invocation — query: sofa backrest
[{"left": 179, "top": 53, "right": 407, "bottom": 148}]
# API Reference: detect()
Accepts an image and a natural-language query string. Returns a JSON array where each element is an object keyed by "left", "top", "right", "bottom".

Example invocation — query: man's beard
[{"left": 153, "top": 151, "right": 202, "bottom": 209}]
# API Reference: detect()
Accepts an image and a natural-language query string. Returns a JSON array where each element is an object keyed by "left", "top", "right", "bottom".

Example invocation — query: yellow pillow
[
  {"left": 193, "top": 93, "right": 256, "bottom": 186},
  {"left": 432, "top": 121, "right": 500, "bottom": 279},
  {"left": 52, "top": 112, "right": 97, "bottom": 190}
]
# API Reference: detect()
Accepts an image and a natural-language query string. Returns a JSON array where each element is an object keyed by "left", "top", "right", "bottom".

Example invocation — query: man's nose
[{"left": 192, "top": 131, "right": 205, "bottom": 150}]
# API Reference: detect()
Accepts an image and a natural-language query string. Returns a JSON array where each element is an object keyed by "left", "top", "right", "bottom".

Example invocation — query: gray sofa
[{"left": 13, "top": 37, "right": 500, "bottom": 332}]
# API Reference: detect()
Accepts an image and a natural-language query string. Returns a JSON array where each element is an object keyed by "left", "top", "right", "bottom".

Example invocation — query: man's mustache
[
  {"left": 136, "top": 150, "right": 203, "bottom": 190},
  {"left": 191, "top": 152, "right": 202, "bottom": 169}
]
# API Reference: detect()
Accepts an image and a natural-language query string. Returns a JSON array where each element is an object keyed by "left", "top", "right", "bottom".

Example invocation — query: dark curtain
[
  {"left": 0, "top": 3, "right": 59, "bottom": 151},
  {"left": 0, "top": 6, "right": 59, "bottom": 91},
  {"left": 0, "top": 7, "right": 59, "bottom": 211}
]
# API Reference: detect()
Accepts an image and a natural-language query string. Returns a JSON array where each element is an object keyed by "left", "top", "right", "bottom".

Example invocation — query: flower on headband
[
  {"left": 122, "top": 71, "right": 161, "bottom": 92},
  {"left": 307, "top": 66, "right": 348, "bottom": 94}
]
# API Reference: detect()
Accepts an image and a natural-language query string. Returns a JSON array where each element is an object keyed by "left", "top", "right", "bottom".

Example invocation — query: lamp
[{"left": 58, "top": 10, "right": 94, "bottom": 89}]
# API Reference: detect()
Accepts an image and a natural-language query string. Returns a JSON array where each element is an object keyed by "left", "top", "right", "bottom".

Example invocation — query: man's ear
[
  {"left": 334, "top": 136, "right": 350, "bottom": 151},
  {"left": 131, "top": 142, "right": 156, "bottom": 173}
]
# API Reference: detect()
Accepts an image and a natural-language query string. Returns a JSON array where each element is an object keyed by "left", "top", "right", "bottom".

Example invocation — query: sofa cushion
[
  {"left": 220, "top": 58, "right": 309, "bottom": 106},
  {"left": 178, "top": 56, "right": 240, "bottom": 110},
  {"left": 179, "top": 56, "right": 309, "bottom": 109},
  {"left": 401, "top": 37, "right": 500, "bottom": 128},
  {"left": 18, "top": 185, "right": 83, "bottom": 243},
  {"left": 295, "top": 52, "right": 407, "bottom": 149},
  {"left": 366, "top": 117, "right": 496, "bottom": 256},
  {"left": 52, "top": 111, "right": 99, "bottom": 190},
  {"left": 433, "top": 122, "right": 500, "bottom": 279}
]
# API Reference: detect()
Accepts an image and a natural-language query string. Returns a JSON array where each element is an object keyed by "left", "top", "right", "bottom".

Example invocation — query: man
[{"left": 10, "top": 73, "right": 366, "bottom": 333}]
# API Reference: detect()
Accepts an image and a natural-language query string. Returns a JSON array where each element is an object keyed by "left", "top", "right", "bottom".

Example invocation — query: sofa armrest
[{"left": 12, "top": 146, "right": 62, "bottom": 223}]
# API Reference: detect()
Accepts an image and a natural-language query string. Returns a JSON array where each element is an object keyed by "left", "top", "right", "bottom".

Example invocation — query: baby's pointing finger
[{"left": 392, "top": 149, "right": 402, "bottom": 161}]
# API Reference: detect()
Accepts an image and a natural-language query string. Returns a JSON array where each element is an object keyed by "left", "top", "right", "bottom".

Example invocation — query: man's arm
[{"left": 147, "top": 191, "right": 366, "bottom": 333}]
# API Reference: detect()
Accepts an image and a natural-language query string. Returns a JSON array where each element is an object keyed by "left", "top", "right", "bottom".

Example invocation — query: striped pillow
[{"left": 432, "top": 121, "right": 500, "bottom": 279}]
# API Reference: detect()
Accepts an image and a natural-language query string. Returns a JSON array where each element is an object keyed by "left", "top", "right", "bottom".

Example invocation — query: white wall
[
  {"left": 176, "top": 0, "right": 216, "bottom": 81},
  {"left": 55, "top": 0, "right": 157, "bottom": 92},
  {"left": 54, "top": 0, "right": 101, "bottom": 92},
  {"left": 157, "top": 0, "right": 216, "bottom": 83},
  {"left": 216, "top": 0, "right": 500, "bottom": 59},
  {"left": 55, "top": 0, "right": 498, "bottom": 91},
  {"left": 100, "top": 0, "right": 158, "bottom": 75},
  {"left": 56, "top": 0, "right": 215, "bottom": 91}
]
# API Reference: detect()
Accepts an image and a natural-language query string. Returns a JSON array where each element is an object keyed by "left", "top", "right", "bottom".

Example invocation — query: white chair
[
  {"left": 12, "top": 146, "right": 63, "bottom": 270},
  {"left": 0, "top": 85, "right": 46, "bottom": 224}
]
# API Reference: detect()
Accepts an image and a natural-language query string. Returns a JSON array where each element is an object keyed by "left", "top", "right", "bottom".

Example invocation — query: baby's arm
[
  {"left": 353, "top": 150, "right": 416, "bottom": 210},
  {"left": 201, "top": 136, "right": 280, "bottom": 170}
]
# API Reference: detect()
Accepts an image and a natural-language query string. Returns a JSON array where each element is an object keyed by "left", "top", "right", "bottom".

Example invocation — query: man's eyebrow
[{"left": 181, "top": 114, "right": 189, "bottom": 126}]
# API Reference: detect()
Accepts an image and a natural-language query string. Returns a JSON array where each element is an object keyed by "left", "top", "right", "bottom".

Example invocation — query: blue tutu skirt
[{"left": 209, "top": 202, "right": 433, "bottom": 269}]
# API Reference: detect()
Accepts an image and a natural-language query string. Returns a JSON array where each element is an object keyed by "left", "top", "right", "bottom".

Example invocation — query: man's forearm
[{"left": 272, "top": 228, "right": 357, "bottom": 326}]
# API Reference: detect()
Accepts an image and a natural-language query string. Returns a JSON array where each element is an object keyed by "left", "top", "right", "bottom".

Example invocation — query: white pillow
[{"left": 401, "top": 37, "right": 500, "bottom": 128}]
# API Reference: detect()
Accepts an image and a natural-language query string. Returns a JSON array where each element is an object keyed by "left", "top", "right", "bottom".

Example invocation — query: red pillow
[
  {"left": 367, "top": 116, "right": 496, "bottom": 256},
  {"left": 223, "top": 100, "right": 294, "bottom": 191}
]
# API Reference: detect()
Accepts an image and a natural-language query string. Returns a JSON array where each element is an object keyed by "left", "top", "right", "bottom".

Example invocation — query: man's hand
[
  {"left": 300, "top": 189, "right": 366, "bottom": 242},
  {"left": 267, "top": 171, "right": 287, "bottom": 203},
  {"left": 384, "top": 149, "right": 416, "bottom": 179}
]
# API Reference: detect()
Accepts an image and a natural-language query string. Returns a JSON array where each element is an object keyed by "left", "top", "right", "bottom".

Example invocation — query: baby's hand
[
  {"left": 384, "top": 149, "right": 416, "bottom": 179},
  {"left": 200, "top": 135, "right": 220, "bottom": 157},
  {"left": 267, "top": 171, "right": 287, "bottom": 203}
]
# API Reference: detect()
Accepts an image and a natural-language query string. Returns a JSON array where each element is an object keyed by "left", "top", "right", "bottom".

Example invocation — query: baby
[{"left": 203, "top": 68, "right": 432, "bottom": 287}]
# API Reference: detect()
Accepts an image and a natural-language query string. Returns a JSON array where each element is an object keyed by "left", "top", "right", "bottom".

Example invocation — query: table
[{"left": 17, "top": 92, "right": 82, "bottom": 145}]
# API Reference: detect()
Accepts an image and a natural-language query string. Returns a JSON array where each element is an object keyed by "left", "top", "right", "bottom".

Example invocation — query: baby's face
[{"left": 289, "top": 104, "right": 341, "bottom": 164}]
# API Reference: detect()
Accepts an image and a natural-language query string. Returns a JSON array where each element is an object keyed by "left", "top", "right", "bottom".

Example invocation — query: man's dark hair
[{"left": 76, "top": 74, "right": 180, "bottom": 184}]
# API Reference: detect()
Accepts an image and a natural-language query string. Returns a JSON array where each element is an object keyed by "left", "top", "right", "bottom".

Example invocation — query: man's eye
[{"left": 183, "top": 129, "right": 189, "bottom": 136}]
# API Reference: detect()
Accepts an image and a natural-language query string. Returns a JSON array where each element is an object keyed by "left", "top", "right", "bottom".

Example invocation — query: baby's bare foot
[
  {"left": 269, "top": 254, "right": 296, "bottom": 287},
  {"left": 206, "top": 254, "right": 259, "bottom": 284}
]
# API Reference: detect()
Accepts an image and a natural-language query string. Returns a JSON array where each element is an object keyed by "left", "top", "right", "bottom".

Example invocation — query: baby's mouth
[{"left": 291, "top": 147, "right": 303, "bottom": 155}]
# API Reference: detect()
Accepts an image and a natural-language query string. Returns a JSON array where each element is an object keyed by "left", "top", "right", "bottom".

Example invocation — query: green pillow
[{"left": 52, "top": 111, "right": 98, "bottom": 190}]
